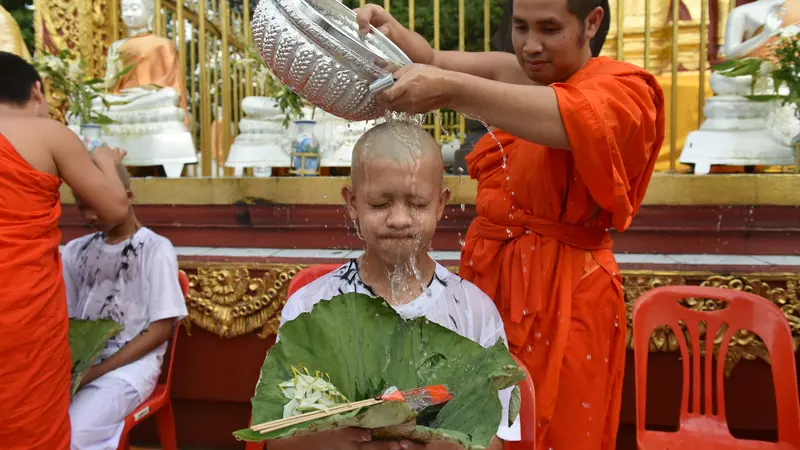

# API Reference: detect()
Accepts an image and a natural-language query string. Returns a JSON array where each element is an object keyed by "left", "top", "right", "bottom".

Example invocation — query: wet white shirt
[
  {"left": 280, "top": 259, "right": 521, "bottom": 442},
  {"left": 62, "top": 227, "right": 188, "bottom": 400}
]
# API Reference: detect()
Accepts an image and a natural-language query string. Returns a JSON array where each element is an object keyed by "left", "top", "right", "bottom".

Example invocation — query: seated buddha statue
[
  {"left": 85, "top": 0, "right": 197, "bottom": 178},
  {"left": 681, "top": 0, "right": 799, "bottom": 173},
  {"left": 0, "top": 5, "right": 31, "bottom": 61}
]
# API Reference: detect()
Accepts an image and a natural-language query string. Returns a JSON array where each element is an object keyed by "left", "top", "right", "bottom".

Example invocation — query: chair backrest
[
  {"left": 160, "top": 271, "right": 189, "bottom": 391},
  {"left": 511, "top": 353, "right": 536, "bottom": 448},
  {"left": 633, "top": 285, "right": 800, "bottom": 446},
  {"left": 287, "top": 264, "right": 341, "bottom": 297}
]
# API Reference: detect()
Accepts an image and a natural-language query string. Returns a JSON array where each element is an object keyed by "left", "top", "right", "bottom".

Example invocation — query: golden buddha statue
[
  {"left": 84, "top": 0, "right": 197, "bottom": 179},
  {"left": 0, "top": 5, "right": 31, "bottom": 61},
  {"left": 96, "top": 0, "right": 187, "bottom": 115}
]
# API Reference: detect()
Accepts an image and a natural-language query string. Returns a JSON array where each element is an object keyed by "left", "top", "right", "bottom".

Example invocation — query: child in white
[
  {"left": 268, "top": 122, "right": 519, "bottom": 450},
  {"left": 62, "top": 164, "right": 187, "bottom": 450}
]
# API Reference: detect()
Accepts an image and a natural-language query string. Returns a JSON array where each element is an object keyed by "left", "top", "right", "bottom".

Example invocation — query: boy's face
[
  {"left": 75, "top": 191, "right": 133, "bottom": 232},
  {"left": 343, "top": 153, "right": 451, "bottom": 265}
]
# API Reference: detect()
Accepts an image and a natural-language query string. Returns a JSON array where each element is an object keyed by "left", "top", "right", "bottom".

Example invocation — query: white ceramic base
[{"left": 681, "top": 129, "right": 796, "bottom": 174}]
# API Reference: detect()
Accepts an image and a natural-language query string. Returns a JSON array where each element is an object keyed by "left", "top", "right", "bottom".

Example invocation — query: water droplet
[
  {"left": 510, "top": 191, "right": 515, "bottom": 196},
  {"left": 535, "top": 331, "right": 542, "bottom": 339},
  {"left": 523, "top": 308, "right": 529, "bottom": 315},
  {"left": 545, "top": 340, "right": 550, "bottom": 346},
  {"left": 586, "top": 353, "right": 592, "bottom": 361},
  {"left": 582, "top": 402, "right": 591, "bottom": 409},
  {"left": 614, "top": 321, "right": 619, "bottom": 328},
  {"left": 459, "top": 239, "right": 466, "bottom": 247},
  {"left": 526, "top": 345, "right": 532, "bottom": 353},
  {"left": 505, "top": 175, "right": 510, "bottom": 181},
  {"left": 604, "top": 357, "right": 609, "bottom": 363},
  {"left": 525, "top": 229, "right": 532, "bottom": 234},
  {"left": 469, "top": 259, "right": 474, "bottom": 267},
  {"left": 460, "top": 204, "right": 466, "bottom": 211}
]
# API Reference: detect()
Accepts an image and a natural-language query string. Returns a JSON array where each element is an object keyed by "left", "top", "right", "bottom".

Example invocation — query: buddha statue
[
  {"left": 84, "top": 0, "right": 197, "bottom": 178},
  {"left": 0, "top": 5, "right": 31, "bottom": 61},
  {"left": 681, "top": 0, "right": 799, "bottom": 173}
]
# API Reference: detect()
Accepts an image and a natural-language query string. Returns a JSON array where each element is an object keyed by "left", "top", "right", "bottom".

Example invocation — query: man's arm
[
  {"left": 380, "top": 66, "right": 569, "bottom": 149},
  {"left": 44, "top": 120, "right": 129, "bottom": 223},
  {"left": 80, "top": 319, "right": 173, "bottom": 387},
  {"left": 355, "top": 4, "right": 530, "bottom": 84}
]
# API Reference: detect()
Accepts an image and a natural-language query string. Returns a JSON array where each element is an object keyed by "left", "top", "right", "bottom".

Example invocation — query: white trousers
[{"left": 69, "top": 375, "right": 142, "bottom": 450}]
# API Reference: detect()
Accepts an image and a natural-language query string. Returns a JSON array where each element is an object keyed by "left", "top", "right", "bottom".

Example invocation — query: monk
[
  {"left": 0, "top": 51, "right": 130, "bottom": 449},
  {"left": 356, "top": 0, "right": 665, "bottom": 448}
]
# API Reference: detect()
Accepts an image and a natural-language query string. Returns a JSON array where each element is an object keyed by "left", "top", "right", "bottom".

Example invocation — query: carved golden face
[{"left": 121, "top": 0, "right": 152, "bottom": 31}]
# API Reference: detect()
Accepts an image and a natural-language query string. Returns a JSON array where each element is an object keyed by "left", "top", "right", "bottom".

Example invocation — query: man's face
[
  {"left": 343, "top": 154, "right": 450, "bottom": 266},
  {"left": 511, "top": 0, "right": 601, "bottom": 85}
]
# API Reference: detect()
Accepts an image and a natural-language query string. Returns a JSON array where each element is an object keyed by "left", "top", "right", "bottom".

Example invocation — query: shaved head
[{"left": 351, "top": 121, "right": 443, "bottom": 187}]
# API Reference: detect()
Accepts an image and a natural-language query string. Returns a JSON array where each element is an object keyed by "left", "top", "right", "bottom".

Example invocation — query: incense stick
[{"left": 251, "top": 398, "right": 384, "bottom": 434}]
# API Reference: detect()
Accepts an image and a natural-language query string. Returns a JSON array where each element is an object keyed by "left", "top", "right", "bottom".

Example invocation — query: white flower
[
  {"left": 43, "top": 55, "right": 66, "bottom": 73},
  {"left": 67, "top": 61, "right": 82, "bottom": 82},
  {"left": 779, "top": 24, "right": 800, "bottom": 38}
]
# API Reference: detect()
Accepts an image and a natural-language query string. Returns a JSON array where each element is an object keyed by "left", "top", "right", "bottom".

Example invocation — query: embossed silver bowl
[{"left": 252, "top": 0, "right": 412, "bottom": 121}]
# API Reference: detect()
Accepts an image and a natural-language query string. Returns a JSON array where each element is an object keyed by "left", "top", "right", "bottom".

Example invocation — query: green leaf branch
[{"left": 33, "top": 49, "right": 132, "bottom": 126}]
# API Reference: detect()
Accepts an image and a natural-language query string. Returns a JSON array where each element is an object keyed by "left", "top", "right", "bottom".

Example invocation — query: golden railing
[{"left": 36, "top": 0, "right": 749, "bottom": 175}]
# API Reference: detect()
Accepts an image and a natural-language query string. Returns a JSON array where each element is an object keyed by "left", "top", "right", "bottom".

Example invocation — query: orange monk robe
[
  {"left": 0, "top": 134, "right": 71, "bottom": 449},
  {"left": 114, "top": 32, "right": 190, "bottom": 126},
  {"left": 459, "top": 57, "right": 665, "bottom": 450}
]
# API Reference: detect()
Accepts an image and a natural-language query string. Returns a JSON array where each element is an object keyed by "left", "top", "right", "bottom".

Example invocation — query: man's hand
[
  {"left": 91, "top": 145, "right": 127, "bottom": 165},
  {"left": 354, "top": 4, "right": 434, "bottom": 64},
  {"left": 377, "top": 64, "right": 453, "bottom": 114},
  {"left": 266, "top": 428, "right": 405, "bottom": 450}
]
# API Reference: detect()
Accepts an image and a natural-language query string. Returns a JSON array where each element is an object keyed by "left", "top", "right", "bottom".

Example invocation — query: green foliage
[
  {"left": 340, "top": 0, "right": 505, "bottom": 53},
  {"left": 712, "top": 35, "right": 800, "bottom": 120},
  {"left": 33, "top": 49, "right": 132, "bottom": 125},
  {"left": 235, "top": 293, "right": 524, "bottom": 449},
  {"left": 68, "top": 319, "right": 124, "bottom": 397}
]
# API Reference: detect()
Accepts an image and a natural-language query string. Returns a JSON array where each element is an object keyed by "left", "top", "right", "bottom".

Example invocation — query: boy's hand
[
  {"left": 266, "top": 428, "right": 405, "bottom": 450},
  {"left": 77, "top": 366, "right": 102, "bottom": 389},
  {"left": 396, "top": 441, "right": 463, "bottom": 450}
]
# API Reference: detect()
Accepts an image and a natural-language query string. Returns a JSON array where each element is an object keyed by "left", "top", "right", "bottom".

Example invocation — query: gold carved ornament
[
  {"left": 34, "top": 0, "right": 111, "bottom": 122},
  {"left": 183, "top": 265, "right": 304, "bottom": 339},
  {"left": 623, "top": 272, "right": 800, "bottom": 376},
  {"left": 181, "top": 264, "right": 800, "bottom": 375}
]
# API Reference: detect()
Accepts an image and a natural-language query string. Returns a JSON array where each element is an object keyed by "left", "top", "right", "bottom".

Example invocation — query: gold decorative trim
[
  {"left": 181, "top": 263, "right": 800, "bottom": 374},
  {"left": 184, "top": 265, "right": 303, "bottom": 339}
]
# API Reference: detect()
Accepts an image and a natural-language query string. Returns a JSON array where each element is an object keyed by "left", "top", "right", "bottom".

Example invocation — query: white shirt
[
  {"left": 62, "top": 227, "right": 188, "bottom": 400},
  {"left": 280, "top": 259, "right": 521, "bottom": 442}
]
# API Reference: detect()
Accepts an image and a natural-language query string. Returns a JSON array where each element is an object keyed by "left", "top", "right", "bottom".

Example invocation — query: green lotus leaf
[
  {"left": 234, "top": 293, "right": 525, "bottom": 449},
  {"left": 68, "top": 318, "right": 123, "bottom": 397}
]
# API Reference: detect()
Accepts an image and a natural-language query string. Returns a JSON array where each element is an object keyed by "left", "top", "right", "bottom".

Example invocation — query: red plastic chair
[
  {"left": 245, "top": 264, "right": 342, "bottom": 450},
  {"left": 287, "top": 264, "right": 342, "bottom": 297},
  {"left": 633, "top": 286, "right": 800, "bottom": 449},
  {"left": 510, "top": 353, "right": 536, "bottom": 449},
  {"left": 116, "top": 271, "right": 189, "bottom": 450}
]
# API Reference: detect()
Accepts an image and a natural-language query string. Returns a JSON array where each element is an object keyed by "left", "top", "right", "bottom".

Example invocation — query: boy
[
  {"left": 0, "top": 51, "right": 130, "bottom": 449},
  {"left": 269, "top": 121, "right": 519, "bottom": 450},
  {"left": 62, "top": 163, "right": 188, "bottom": 450}
]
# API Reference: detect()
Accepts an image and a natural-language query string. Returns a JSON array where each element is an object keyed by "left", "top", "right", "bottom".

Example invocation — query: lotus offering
[
  {"left": 68, "top": 319, "right": 123, "bottom": 397},
  {"left": 234, "top": 294, "right": 525, "bottom": 449}
]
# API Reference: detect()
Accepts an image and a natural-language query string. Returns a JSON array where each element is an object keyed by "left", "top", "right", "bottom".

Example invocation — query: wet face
[
  {"left": 511, "top": 0, "right": 602, "bottom": 84},
  {"left": 343, "top": 154, "right": 450, "bottom": 266},
  {"left": 121, "top": 0, "right": 151, "bottom": 30}
]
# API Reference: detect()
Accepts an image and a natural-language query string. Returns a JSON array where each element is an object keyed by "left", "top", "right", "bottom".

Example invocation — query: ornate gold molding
[
  {"left": 183, "top": 264, "right": 303, "bottom": 339},
  {"left": 181, "top": 263, "right": 800, "bottom": 374}
]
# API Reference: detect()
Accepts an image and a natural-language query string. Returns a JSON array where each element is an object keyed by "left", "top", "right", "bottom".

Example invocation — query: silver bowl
[{"left": 252, "top": 0, "right": 412, "bottom": 121}]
